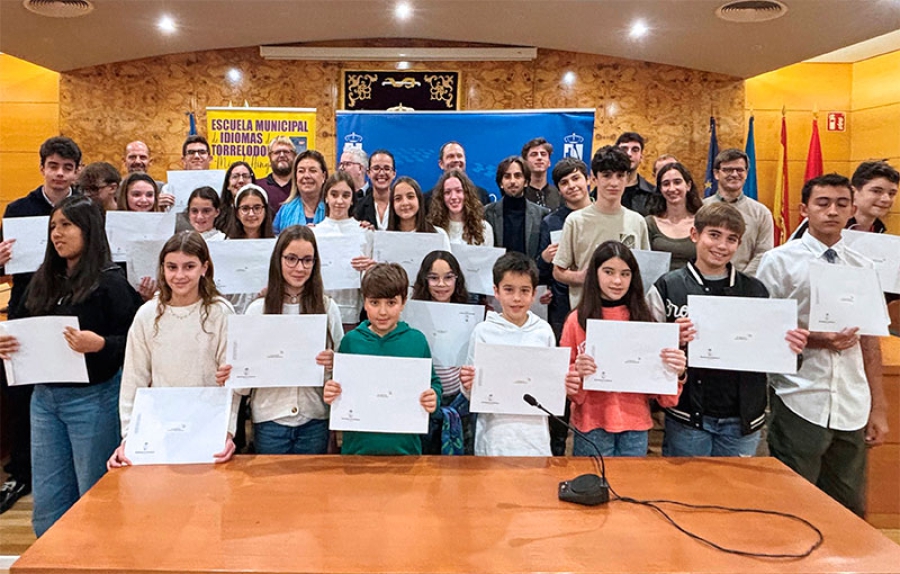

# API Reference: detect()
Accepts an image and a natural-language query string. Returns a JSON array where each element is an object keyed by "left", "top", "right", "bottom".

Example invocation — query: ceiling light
[
  {"left": 395, "top": 2, "right": 412, "bottom": 20},
  {"left": 227, "top": 68, "right": 242, "bottom": 83},
  {"left": 157, "top": 14, "right": 176, "bottom": 34},
  {"left": 629, "top": 19, "right": 649, "bottom": 39},
  {"left": 397, "top": 61, "right": 410, "bottom": 70},
  {"left": 562, "top": 71, "right": 576, "bottom": 86}
]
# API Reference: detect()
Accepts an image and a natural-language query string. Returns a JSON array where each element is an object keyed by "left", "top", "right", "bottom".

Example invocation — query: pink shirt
[{"left": 560, "top": 308, "right": 682, "bottom": 433}]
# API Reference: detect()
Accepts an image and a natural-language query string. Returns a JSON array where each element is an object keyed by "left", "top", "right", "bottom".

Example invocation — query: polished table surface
[{"left": 12, "top": 455, "right": 900, "bottom": 574}]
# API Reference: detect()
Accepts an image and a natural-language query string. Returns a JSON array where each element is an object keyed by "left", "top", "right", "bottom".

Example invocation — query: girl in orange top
[{"left": 561, "top": 240, "right": 686, "bottom": 457}]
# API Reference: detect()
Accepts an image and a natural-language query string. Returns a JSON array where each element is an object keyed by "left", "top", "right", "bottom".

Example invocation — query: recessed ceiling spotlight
[
  {"left": 397, "top": 61, "right": 411, "bottom": 70},
  {"left": 395, "top": 2, "right": 412, "bottom": 21},
  {"left": 629, "top": 19, "right": 649, "bottom": 39},
  {"left": 562, "top": 71, "right": 576, "bottom": 86},
  {"left": 227, "top": 68, "right": 242, "bottom": 83},
  {"left": 157, "top": 14, "right": 176, "bottom": 34}
]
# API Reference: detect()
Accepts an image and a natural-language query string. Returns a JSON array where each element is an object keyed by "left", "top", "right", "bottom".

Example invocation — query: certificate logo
[{"left": 341, "top": 409, "right": 360, "bottom": 423}]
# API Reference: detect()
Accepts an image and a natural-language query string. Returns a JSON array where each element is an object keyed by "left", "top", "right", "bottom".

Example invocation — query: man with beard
[
  {"left": 703, "top": 148, "right": 773, "bottom": 276},
  {"left": 522, "top": 137, "right": 560, "bottom": 209},
  {"left": 424, "top": 141, "right": 491, "bottom": 209},
  {"left": 258, "top": 136, "right": 297, "bottom": 211},
  {"left": 484, "top": 156, "right": 549, "bottom": 259}
]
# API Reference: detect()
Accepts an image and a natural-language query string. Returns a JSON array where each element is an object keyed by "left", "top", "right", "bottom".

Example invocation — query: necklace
[{"left": 284, "top": 292, "right": 301, "bottom": 304}]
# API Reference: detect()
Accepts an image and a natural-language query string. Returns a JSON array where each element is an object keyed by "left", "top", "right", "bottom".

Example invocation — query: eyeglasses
[
  {"left": 339, "top": 161, "right": 363, "bottom": 170},
  {"left": 426, "top": 273, "right": 457, "bottom": 285},
  {"left": 82, "top": 182, "right": 117, "bottom": 194},
  {"left": 189, "top": 207, "right": 216, "bottom": 216},
  {"left": 238, "top": 204, "right": 265, "bottom": 215},
  {"left": 271, "top": 149, "right": 294, "bottom": 157},
  {"left": 185, "top": 149, "right": 209, "bottom": 157},
  {"left": 282, "top": 254, "right": 315, "bottom": 269},
  {"left": 369, "top": 165, "right": 394, "bottom": 173},
  {"left": 230, "top": 172, "right": 252, "bottom": 181},
  {"left": 718, "top": 167, "right": 747, "bottom": 175}
]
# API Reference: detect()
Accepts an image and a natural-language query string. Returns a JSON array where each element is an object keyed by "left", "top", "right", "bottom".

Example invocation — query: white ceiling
[{"left": 2, "top": 0, "right": 900, "bottom": 78}]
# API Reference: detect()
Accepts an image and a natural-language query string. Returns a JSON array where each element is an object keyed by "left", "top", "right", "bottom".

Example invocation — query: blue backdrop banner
[{"left": 336, "top": 109, "right": 595, "bottom": 201}]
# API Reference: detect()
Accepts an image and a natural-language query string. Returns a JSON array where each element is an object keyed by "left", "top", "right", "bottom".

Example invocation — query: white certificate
[
  {"left": 2, "top": 216, "right": 49, "bottom": 274},
  {"left": 402, "top": 300, "right": 485, "bottom": 368},
  {"left": 226, "top": 314, "right": 326, "bottom": 388},
  {"left": 329, "top": 353, "right": 431, "bottom": 434},
  {"left": 687, "top": 295, "right": 798, "bottom": 374},
  {"left": 841, "top": 229, "right": 900, "bottom": 294},
  {"left": 0, "top": 316, "right": 89, "bottom": 386},
  {"left": 125, "top": 387, "right": 232, "bottom": 465},
  {"left": 471, "top": 343, "right": 569, "bottom": 416},
  {"left": 632, "top": 249, "right": 672, "bottom": 295},
  {"left": 165, "top": 170, "right": 226, "bottom": 212},
  {"left": 583, "top": 319, "right": 679, "bottom": 395},
  {"left": 450, "top": 243, "right": 506, "bottom": 295},
  {"left": 125, "top": 238, "right": 166, "bottom": 290},
  {"left": 372, "top": 231, "right": 446, "bottom": 283},
  {"left": 207, "top": 239, "right": 276, "bottom": 294},
  {"left": 550, "top": 230, "right": 563, "bottom": 244},
  {"left": 316, "top": 234, "right": 366, "bottom": 290},
  {"left": 809, "top": 261, "right": 889, "bottom": 336},
  {"left": 105, "top": 211, "right": 176, "bottom": 262}
]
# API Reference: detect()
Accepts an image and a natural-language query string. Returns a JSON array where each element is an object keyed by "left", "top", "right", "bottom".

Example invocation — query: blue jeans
[
  {"left": 662, "top": 414, "right": 760, "bottom": 457},
  {"left": 254, "top": 418, "right": 329, "bottom": 455},
  {"left": 31, "top": 372, "right": 122, "bottom": 537},
  {"left": 573, "top": 428, "right": 648, "bottom": 457}
]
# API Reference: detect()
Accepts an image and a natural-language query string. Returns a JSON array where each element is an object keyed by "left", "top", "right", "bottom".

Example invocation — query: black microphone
[{"left": 523, "top": 393, "right": 610, "bottom": 506}]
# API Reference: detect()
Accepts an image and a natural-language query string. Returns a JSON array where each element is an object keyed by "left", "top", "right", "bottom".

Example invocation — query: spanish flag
[{"left": 773, "top": 112, "right": 790, "bottom": 245}]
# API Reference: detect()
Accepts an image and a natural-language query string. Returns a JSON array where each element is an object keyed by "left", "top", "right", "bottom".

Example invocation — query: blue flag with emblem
[
  {"left": 703, "top": 116, "right": 719, "bottom": 197},
  {"left": 743, "top": 115, "right": 758, "bottom": 200}
]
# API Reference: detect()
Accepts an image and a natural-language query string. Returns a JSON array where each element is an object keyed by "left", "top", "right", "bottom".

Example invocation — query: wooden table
[{"left": 12, "top": 456, "right": 900, "bottom": 574}]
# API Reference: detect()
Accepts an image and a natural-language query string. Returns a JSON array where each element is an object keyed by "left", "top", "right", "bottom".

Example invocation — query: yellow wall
[
  {"left": 745, "top": 52, "right": 900, "bottom": 232},
  {"left": 0, "top": 54, "right": 60, "bottom": 212},
  {"left": 852, "top": 50, "right": 900, "bottom": 231}
]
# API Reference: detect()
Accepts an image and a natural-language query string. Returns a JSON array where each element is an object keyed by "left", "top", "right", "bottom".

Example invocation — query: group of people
[{"left": 0, "top": 128, "right": 895, "bottom": 539}]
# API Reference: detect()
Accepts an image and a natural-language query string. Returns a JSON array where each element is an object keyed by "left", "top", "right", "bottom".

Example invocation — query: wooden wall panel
[{"left": 59, "top": 45, "right": 744, "bottom": 187}]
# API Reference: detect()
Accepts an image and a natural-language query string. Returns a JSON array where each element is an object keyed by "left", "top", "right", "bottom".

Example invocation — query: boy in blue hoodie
[{"left": 324, "top": 263, "right": 441, "bottom": 455}]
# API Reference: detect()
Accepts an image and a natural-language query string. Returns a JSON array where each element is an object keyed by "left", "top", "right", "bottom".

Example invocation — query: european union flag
[
  {"left": 744, "top": 116, "right": 758, "bottom": 200},
  {"left": 703, "top": 117, "right": 719, "bottom": 197}
]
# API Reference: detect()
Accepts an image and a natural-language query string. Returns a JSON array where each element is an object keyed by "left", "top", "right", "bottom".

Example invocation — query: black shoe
[{"left": 0, "top": 477, "right": 30, "bottom": 514}]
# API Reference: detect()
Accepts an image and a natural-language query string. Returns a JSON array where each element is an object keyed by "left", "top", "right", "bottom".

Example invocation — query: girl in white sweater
[
  {"left": 224, "top": 225, "right": 344, "bottom": 454},
  {"left": 108, "top": 231, "right": 237, "bottom": 467}
]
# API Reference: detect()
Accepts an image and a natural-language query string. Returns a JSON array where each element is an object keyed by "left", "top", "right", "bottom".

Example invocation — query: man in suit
[{"left": 484, "top": 155, "right": 549, "bottom": 259}]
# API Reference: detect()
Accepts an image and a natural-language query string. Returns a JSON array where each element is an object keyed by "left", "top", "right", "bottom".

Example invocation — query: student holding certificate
[
  {"left": 387, "top": 177, "right": 451, "bottom": 249},
  {"left": 562, "top": 241, "right": 686, "bottom": 457},
  {"left": 428, "top": 170, "right": 494, "bottom": 247},
  {"left": 109, "top": 231, "right": 237, "bottom": 468},
  {"left": 0, "top": 196, "right": 143, "bottom": 537},
  {"left": 223, "top": 225, "right": 344, "bottom": 455}
]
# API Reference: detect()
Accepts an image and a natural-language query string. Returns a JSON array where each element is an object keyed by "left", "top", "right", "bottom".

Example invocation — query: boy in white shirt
[{"left": 460, "top": 252, "right": 560, "bottom": 456}]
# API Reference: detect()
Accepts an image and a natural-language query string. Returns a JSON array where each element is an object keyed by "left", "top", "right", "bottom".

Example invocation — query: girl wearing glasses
[
  {"left": 227, "top": 184, "right": 274, "bottom": 240},
  {"left": 218, "top": 161, "right": 257, "bottom": 232},
  {"left": 314, "top": 172, "right": 375, "bottom": 331},
  {"left": 221, "top": 225, "right": 343, "bottom": 455},
  {"left": 109, "top": 231, "right": 238, "bottom": 468},
  {"left": 187, "top": 186, "right": 226, "bottom": 242},
  {"left": 273, "top": 150, "right": 329, "bottom": 233}
]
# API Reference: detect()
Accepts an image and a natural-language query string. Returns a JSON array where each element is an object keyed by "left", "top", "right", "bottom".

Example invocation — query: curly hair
[{"left": 429, "top": 169, "right": 487, "bottom": 245}]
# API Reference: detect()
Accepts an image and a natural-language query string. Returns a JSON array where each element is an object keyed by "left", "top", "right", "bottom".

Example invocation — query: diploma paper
[
  {"left": 207, "top": 239, "right": 276, "bottom": 294},
  {"left": 471, "top": 343, "right": 569, "bottom": 416},
  {"left": 841, "top": 229, "right": 900, "bottom": 294},
  {"left": 402, "top": 300, "right": 485, "bottom": 368},
  {"left": 2, "top": 216, "right": 49, "bottom": 274},
  {"left": 583, "top": 319, "right": 679, "bottom": 395},
  {"left": 809, "top": 261, "right": 889, "bottom": 336},
  {"left": 125, "top": 387, "right": 232, "bottom": 465},
  {"left": 105, "top": 211, "right": 176, "bottom": 262},
  {"left": 165, "top": 170, "right": 227, "bottom": 212},
  {"left": 632, "top": 249, "right": 672, "bottom": 295},
  {"left": 0, "top": 316, "right": 89, "bottom": 386},
  {"left": 226, "top": 314, "right": 326, "bottom": 388},
  {"left": 372, "top": 231, "right": 446, "bottom": 283},
  {"left": 451, "top": 243, "right": 506, "bottom": 295},
  {"left": 329, "top": 353, "right": 431, "bottom": 434},
  {"left": 316, "top": 234, "right": 367, "bottom": 290},
  {"left": 687, "top": 295, "right": 798, "bottom": 374},
  {"left": 550, "top": 230, "right": 563, "bottom": 244},
  {"left": 125, "top": 239, "right": 167, "bottom": 290}
]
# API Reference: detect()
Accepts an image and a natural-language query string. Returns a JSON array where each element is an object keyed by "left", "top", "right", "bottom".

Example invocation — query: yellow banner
[{"left": 206, "top": 107, "right": 317, "bottom": 178}]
